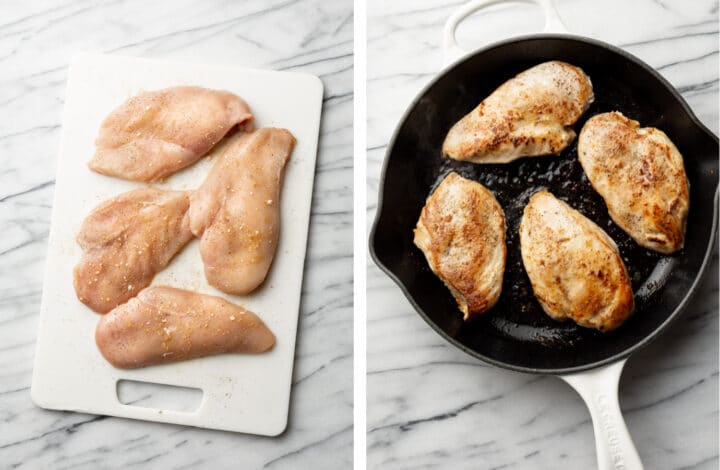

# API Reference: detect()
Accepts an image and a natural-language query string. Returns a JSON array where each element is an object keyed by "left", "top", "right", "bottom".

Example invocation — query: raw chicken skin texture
[
  {"left": 443, "top": 61, "right": 594, "bottom": 163},
  {"left": 96, "top": 286, "right": 275, "bottom": 369},
  {"left": 189, "top": 128, "right": 296, "bottom": 295},
  {"left": 578, "top": 111, "right": 689, "bottom": 254},
  {"left": 414, "top": 172, "right": 507, "bottom": 320},
  {"left": 74, "top": 188, "right": 193, "bottom": 314},
  {"left": 89, "top": 86, "right": 254, "bottom": 182},
  {"left": 519, "top": 190, "right": 634, "bottom": 332}
]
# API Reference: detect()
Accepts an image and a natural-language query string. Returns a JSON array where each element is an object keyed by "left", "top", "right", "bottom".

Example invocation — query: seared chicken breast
[
  {"left": 443, "top": 61, "right": 594, "bottom": 163},
  {"left": 189, "top": 128, "right": 296, "bottom": 295},
  {"left": 89, "top": 86, "right": 253, "bottom": 182},
  {"left": 414, "top": 172, "right": 506, "bottom": 320},
  {"left": 74, "top": 188, "right": 193, "bottom": 314},
  {"left": 578, "top": 112, "right": 689, "bottom": 254},
  {"left": 519, "top": 190, "right": 634, "bottom": 332},
  {"left": 96, "top": 286, "right": 275, "bottom": 369}
]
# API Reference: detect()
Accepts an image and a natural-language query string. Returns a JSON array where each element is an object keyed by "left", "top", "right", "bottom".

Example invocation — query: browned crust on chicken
[
  {"left": 414, "top": 172, "right": 506, "bottom": 319},
  {"left": 578, "top": 111, "right": 689, "bottom": 254},
  {"left": 442, "top": 61, "right": 594, "bottom": 163},
  {"left": 519, "top": 190, "right": 634, "bottom": 332}
]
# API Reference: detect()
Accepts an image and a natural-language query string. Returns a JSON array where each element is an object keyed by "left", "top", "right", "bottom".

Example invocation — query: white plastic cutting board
[{"left": 30, "top": 53, "right": 323, "bottom": 436}]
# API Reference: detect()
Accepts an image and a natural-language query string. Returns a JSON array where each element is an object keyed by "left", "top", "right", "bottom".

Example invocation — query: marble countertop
[
  {"left": 367, "top": 0, "right": 718, "bottom": 469},
  {"left": 0, "top": 0, "right": 352, "bottom": 468}
]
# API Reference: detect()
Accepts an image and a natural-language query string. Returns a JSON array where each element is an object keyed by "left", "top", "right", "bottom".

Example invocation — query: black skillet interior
[{"left": 370, "top": 35, "right": 719, "bottom": 374}]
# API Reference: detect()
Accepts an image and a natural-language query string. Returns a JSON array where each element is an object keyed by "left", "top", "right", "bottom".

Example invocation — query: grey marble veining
[
  {"left": 367, "top": 0, "right": 718, "bottom": 469},
  {"left": 0, "top": 0, "right": 352, "bottom": 468}
]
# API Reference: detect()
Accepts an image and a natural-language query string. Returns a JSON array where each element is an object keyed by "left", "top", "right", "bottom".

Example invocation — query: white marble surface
[
  {"left": 0, "top": 0, "right": 352, "bottom": 468},
  {"left": 367, "top": 0, "right": 718, "bottom": 469}
]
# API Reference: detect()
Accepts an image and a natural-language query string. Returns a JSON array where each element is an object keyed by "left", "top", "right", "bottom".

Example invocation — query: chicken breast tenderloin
[
  {"left": 519, "top": 190, "right": 634, "bottom": 332},
  {"left": 443, "top": 61, "right": 594, "bottom": 163},
  {"left": 578, "top": 112, "right": 689, "bottom": 254},
  {"left": 96, "top": 286, "right": 275, "bottom": 369},
  {"left": 89, "top": 86, "right": 254, "bottom": 182},
  {"left": 414, "top": 172, "right": 506, "bottom": 320},
  {"left": 74, "top": 188, "right": 193, "bottom": 314},
  {"left": 189, "top": 128, "right": 296, "bottom": 295}
]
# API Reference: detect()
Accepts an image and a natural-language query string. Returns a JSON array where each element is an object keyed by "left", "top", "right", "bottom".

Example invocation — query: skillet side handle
[
  {"left": 560, "top": 359, "right": 644, "bottom": 470},
  {"left": 443, "top": 0, "right": 569, "bottom": 65}
]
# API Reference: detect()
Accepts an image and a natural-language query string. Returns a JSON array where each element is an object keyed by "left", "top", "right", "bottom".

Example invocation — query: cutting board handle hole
[{"left": 117, "top": 380, "right": 203, "bottom": 413}]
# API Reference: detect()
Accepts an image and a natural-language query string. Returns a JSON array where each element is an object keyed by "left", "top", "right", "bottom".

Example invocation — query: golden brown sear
[
  {"left": 519, "top": 190, "right": 634, "bottom": 332},
  {"left": 578, "top": 111, "right": 689, "bottom": 254},
  {"left": 442, "top": 61, "right": 594, "bottom": 163},
  {"left": 414, "top": 172, "right": 506, "bottom": 320}
]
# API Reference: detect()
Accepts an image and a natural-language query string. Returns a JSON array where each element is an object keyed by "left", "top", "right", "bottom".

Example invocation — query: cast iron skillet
[
  {"left": 370, "top": 1, "right": 718, "bottom": 468},
  {"left": 371, "top": 34, "right": 719, "bottom": 374}
]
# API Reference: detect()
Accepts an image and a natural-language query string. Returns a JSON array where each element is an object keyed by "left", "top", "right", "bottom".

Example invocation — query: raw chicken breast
[
  {"left": 519, "top": 190, "right": 634, "bottom": 332},
  {"left": 189, "top": 128, "right": 296, "bottom": 295},
  {"left": 96, "top": 286, "right": 275, "bottom": 369},
  {"left": 89, "top": 86, "right": 253, "bottom": 182},
  {"left": 578, "top": 111, "right": 689, "bottom": 254},
  {"left": 414, "top": 172, "right": 506, "bottom": 320},
  {"left": 74, "top": 188, "right": 193, "bottom": 313},
  {"left": 443, "top": 61, "right": 594, "bottom": 163}
]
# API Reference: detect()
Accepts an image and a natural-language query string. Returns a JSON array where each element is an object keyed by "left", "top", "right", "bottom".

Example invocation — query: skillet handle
[
  {"left": 443, "top": 0, "right": 569, "bottom": 65},
  {"left": 560, "top": 359, "right": 644, "bottom": 470}
]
